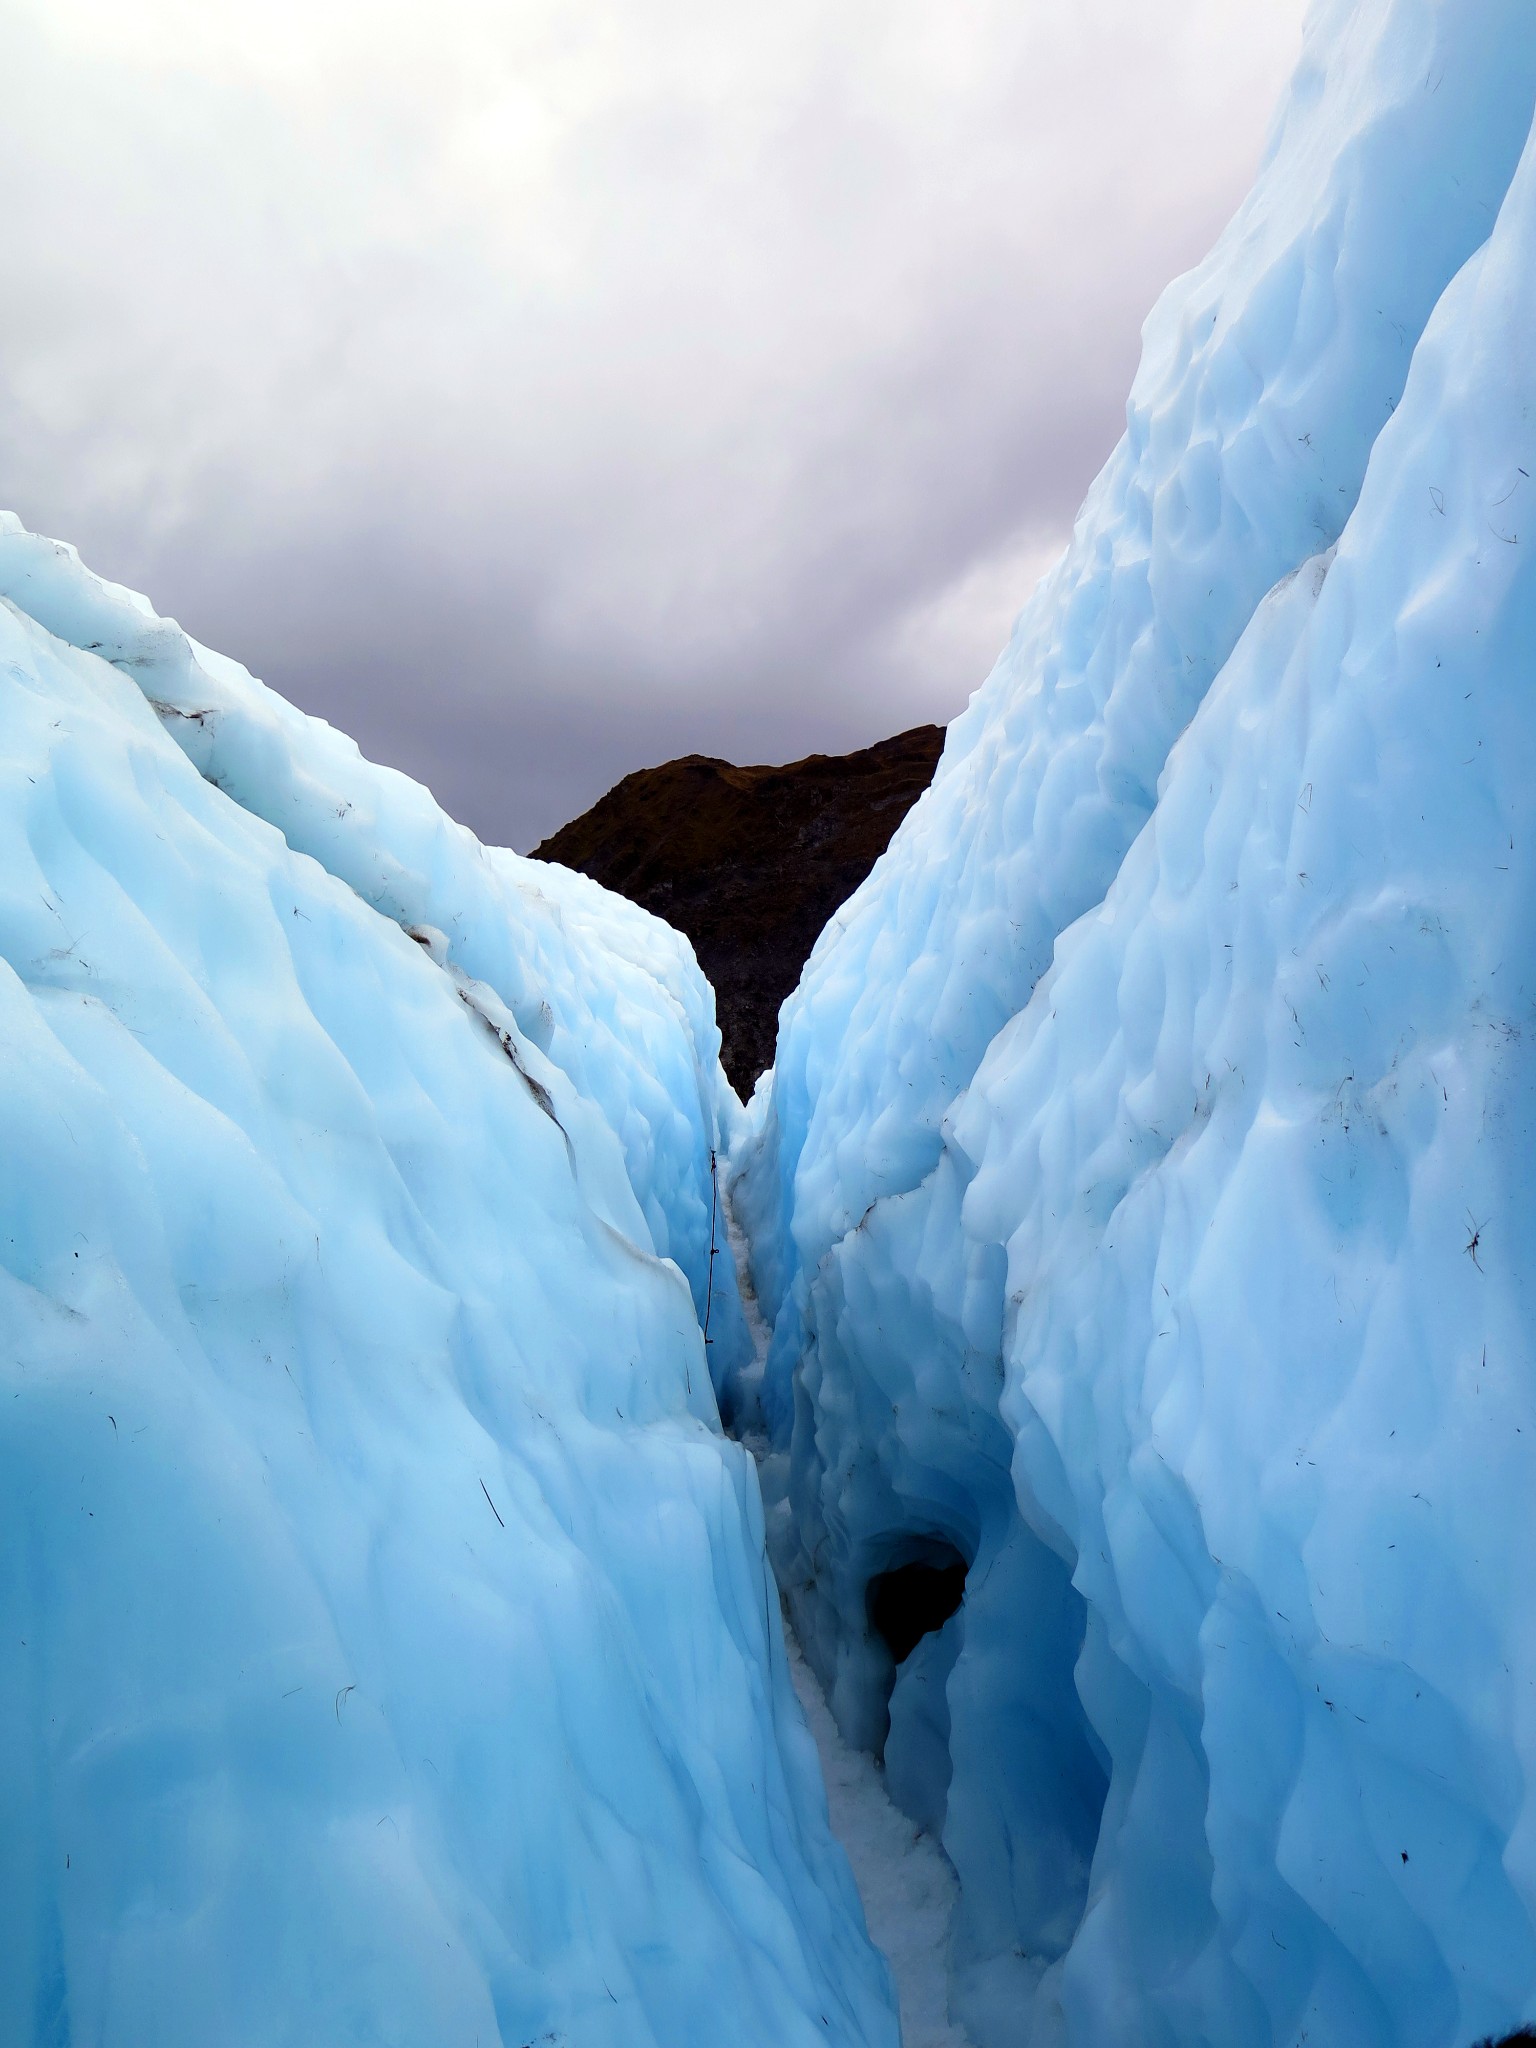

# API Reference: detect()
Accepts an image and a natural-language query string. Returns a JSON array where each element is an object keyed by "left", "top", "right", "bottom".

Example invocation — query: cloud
[{"left": 0, "top": 0, "right": 1305, "bottom": 846}]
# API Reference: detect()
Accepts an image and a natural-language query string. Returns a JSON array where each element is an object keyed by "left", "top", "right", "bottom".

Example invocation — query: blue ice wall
[
  {"left": 0, "top": 533, "right": 892, "bottom": 2047},
  {"left": 734, "top": 4, "right": 1536, "bottom": 2039}
]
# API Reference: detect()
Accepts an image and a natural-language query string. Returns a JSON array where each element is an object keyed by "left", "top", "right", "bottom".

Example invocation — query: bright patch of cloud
[{"left": 0, "top": 0, "right": 1305, "bottom": 843}]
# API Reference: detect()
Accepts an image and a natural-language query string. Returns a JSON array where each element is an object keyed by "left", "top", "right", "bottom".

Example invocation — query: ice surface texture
[
  {"left": 0, "top": 517, "right": 753, "bottom": 1399},
  {"left": 0, "top": 538, "right": 894, "bottom": 2045},
  {"left": 735, "top": 2, "right": 1536, "bottom": 2041}
]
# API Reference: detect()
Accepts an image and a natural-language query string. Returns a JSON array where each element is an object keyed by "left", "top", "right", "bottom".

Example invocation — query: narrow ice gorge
[
  {"left": 8, "top": 1, "right": 1536, "bottom": 2044},
  {"left": 731, "top": 0, "right": 1536, "bottom": 2043},
  {"left": 0, "top": 524, "right": 895, "bottom": 2046}
]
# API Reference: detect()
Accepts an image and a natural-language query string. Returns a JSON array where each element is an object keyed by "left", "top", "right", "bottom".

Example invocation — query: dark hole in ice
[{"left": 867, "top": 1548, "right": 967, "bottom": 1666}]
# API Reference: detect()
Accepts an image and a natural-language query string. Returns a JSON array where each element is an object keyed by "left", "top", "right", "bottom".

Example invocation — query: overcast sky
[{"left": 0, "top": 0, "right": 1306, "bottom": 849}]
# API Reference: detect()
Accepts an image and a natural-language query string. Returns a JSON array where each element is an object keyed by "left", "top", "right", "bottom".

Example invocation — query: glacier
[
  {"left": 10, "top": 0, "right": 1536, "bottom": 2040},
  {"left": 734, "top": 1, "right": 1536, "bottom": 2043},
  {"left": 0, "top": 523, "right": 895, "bottom": 2045}
]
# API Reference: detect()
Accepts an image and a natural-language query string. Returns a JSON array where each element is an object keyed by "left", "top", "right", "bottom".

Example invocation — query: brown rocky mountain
[{"left": 533, "top": 725, "right": 945, "bottom": 1094}]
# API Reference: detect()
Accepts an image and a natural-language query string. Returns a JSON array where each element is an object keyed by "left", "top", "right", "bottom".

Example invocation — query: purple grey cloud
[{"left": 0, "top": 0, "right": 1305, "bottom": 846}]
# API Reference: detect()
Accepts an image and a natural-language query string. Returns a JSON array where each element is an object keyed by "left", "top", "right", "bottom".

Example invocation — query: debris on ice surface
[
  {"left": 0, "top": 535, "right": 894, "bottom": 2047},
  {"left": 733, "top": 3, "right": 1536, "bottom": 2042}
]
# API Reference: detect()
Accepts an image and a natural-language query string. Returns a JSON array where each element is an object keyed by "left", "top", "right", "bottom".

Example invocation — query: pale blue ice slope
[
  {"left": 0, "top": 532, "right": 892, "bottom": 2046},
  {"left": 0, "top": 518, "right": 753, "bottom": 1398},
  {"left": 733, "top": 1, "right": 1536, "bottom": 2042}
]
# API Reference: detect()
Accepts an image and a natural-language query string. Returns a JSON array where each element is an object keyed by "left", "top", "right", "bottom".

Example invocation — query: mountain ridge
[{"left": 534, "top": 724, "right": 945, "bottom": 1092}]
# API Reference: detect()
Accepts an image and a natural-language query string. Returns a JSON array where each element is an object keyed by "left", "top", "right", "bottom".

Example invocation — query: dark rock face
[{"left": 533, "top": 725, "right": 945, "bottom": 1094}]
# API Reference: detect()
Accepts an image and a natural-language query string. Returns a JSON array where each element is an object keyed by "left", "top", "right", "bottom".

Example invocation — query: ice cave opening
[{"left": 866, "top": 1545, "right": 968, "bottom": 1673}]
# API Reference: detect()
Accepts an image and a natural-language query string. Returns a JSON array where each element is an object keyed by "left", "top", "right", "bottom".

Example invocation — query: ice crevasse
[
  {"left": 733, "top": 1, "right": 1536, "bottom": 2042},
  {"left": 0, "top": 524, "right": 898, "bottom": 2044}
]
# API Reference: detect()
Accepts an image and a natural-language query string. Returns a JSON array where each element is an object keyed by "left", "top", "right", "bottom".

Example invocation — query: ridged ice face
[
  {"left": 739, "top": 0, "right": 1536, "bottom": 1344},
  {"left": 730, "top": 3, "right": 1536, "bottom": 2042},
  {"left": 961, "top": 159, "right": 1536, "bottom": 2028},
  {"left": 0, "top": 516, "right": 758, "bottom": 1397},
  {"left": 0, "top": 532, "right": 895, "bottom": 2047}
]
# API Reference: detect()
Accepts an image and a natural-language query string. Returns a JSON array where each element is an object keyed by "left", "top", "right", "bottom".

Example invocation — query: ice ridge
[
  {"left": 0, "top": 514, "right": 753, "bottom": 1397},
  {"left": 0, "top": 533, "right": 893, "bottom": 2045},
  {"left": 732, "top": 4, "right": 1536, "bottom": 2042}
]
